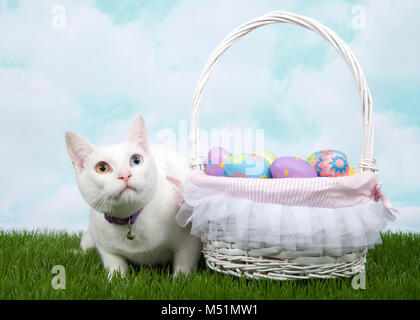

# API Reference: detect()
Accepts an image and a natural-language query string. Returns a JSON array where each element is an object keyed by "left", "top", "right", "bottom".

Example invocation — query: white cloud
[
  {"left": 0, "top": 69, "right": 82, "bottom": 210},
  {"left": 387, "top": 206, "right": 420, "bottom": 233},
  {"left": 20, "top": 184, "right": 88, "bottom": 231},
  {"left": 351, "top": 0, "right": 420, "bottom": 83}
]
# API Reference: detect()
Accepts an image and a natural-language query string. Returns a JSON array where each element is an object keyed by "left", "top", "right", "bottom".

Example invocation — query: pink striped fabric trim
[{"left": 186, "top": 170, "right": 396, "bottom": 213}]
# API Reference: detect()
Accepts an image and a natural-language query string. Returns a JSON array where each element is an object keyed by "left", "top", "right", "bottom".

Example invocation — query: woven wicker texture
[{"left": 203, "top": 242, "right": 367, "bottom": 280}]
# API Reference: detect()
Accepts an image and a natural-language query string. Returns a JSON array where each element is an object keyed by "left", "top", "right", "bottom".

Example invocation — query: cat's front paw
[
  {"left": 80, "top": 230, "right": 95, "bottom": 252},
  {"left": 107, "top": 267, "right": 127, "bottom": 282},
  {"left": 97, "top": 247, "right": 128, "bottom": 282},
  {"left": 172, "top": 236, "right": 201, "bottom": 277},
  {"left": 173, "top": 266, "right": 195, "bottom": 278}
]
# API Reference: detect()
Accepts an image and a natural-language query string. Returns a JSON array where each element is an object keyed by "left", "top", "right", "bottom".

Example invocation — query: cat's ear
[
  {"left": 127, "top": 114, "right": 149, "bottom": 153},
  {"left": 65, "top": 131, "right": 95, "bottom": 172}
]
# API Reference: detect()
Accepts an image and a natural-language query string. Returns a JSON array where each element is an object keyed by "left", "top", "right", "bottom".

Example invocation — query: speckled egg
[
  {"left": 224, "top": 153, "right": 272, "bottom": 178},
  {"left": 308, "top": 150, "right": 350, "bottom": 177},
  {"left": 206, "top": 146, "right": 232, "bottom": 176},
  {"left": 271, "top": 157, "right": 317, "bottom": 178}
]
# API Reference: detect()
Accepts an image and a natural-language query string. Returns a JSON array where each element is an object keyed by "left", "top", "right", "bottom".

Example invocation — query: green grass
[{"left": 0, "top": 230, "right": 419, "bottom": 299}]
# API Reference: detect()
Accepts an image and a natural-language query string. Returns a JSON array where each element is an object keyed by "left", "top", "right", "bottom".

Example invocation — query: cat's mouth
[{"left": 119, "top": 185, "right": 137, "bottom": 195}]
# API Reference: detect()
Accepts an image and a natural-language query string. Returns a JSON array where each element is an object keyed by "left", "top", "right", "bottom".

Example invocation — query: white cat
[{"left": 65, "top": 114, "right": 201, "bottom": 279}]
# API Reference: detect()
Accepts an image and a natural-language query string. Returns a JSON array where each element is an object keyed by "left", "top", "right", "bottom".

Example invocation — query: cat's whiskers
[
  {"left": 89, "top": 183, "right": 122, "bottom": 203},
  {"left": 94, "top": 183, "right": 125, "bottom": 213},
  {"left": 87, "top": 188, "right": 114, "bottom": 212},
  {"left": 89, "top": 189, "right": 110, "bottom": 207}
]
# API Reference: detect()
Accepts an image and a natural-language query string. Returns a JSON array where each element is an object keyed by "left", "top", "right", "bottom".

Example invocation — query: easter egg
[
  {"left": 349, "top": 166, "right": 357, "bottom": 176},
  {"left": 252, "top": 150, "right": 277, "bottom": 168},
  {"left": 206, "top": 146, "right": 232, "bottom": 176},
  {"left": 271, "top": 157, "right": 317, "bottom": 179},
  {"left": 307, "top": 149, "right": 348, "bottom": 164},
  {"left": 309, "top": 151, "right": 350, "bottom": 177},
  {"left": 224, "top": 153, "right": 272, "bottom": 179}
]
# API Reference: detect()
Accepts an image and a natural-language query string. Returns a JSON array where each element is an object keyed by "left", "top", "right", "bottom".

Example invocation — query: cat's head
[{"left": 65, "top": 114, "right": 157, "bottom": 218}]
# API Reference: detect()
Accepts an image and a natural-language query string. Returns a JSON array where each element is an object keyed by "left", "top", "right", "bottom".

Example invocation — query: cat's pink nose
[{"left": 118, "top": 173, "right": 132, "bottom": 183}]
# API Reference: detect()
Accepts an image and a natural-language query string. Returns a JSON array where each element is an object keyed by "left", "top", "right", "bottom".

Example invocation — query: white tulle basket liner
[
  {"left": 177, "top": 178, "right": 395, "bottom": 252},
  {"left": 177, "top": 196, "right": 392, "bottom": 251}
]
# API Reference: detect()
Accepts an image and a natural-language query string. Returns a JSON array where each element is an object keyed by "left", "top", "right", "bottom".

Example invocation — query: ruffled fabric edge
[{"left": 176, "top": 182, "right": 395, "bottom": 253}]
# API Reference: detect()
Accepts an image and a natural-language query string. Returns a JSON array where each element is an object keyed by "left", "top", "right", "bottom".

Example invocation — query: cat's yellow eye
[{"left": 95, "top": 161, "right": 110, "bottom": 174}]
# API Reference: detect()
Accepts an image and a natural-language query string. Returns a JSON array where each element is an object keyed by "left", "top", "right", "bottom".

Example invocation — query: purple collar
[{"left": 104, "top": 208, "right": 143, "bottom": 225}]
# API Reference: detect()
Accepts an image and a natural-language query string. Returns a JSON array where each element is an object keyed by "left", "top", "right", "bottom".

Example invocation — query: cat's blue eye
[{"left": 130, "top": 154, "right": 143, "bottom": 167}]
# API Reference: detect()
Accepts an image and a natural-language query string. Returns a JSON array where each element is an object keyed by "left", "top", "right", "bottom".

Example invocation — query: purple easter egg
[
  {"left": 206, "top": 146, "right": 232, "bottom": 176},
  {"left": 271, "top": 157, "right": 317, "bottom": 179}
]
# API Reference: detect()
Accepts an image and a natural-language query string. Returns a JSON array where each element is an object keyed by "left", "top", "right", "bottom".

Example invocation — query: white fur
[{"left": 66, "top": 115, "right": 201, "bottom": 279}]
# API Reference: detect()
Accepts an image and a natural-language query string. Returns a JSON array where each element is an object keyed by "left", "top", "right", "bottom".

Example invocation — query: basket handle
[{"left": 188, "top": 11, "right": 377, "bottom": 173}]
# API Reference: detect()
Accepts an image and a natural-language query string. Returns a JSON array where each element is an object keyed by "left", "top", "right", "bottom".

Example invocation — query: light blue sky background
[{"left": 0, "top": 0, "right": 419, "bottom": 232}]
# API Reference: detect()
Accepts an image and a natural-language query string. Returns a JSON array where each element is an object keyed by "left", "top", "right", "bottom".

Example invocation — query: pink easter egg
[
  {"left": 206, "top": 146, "right": 232, "bottom": 176},
  {"left": 311, "top": 152, "right": 350, "bottom": 177},
  {"left": 271, "top": 157, "right": 317, "bottom": 179}
]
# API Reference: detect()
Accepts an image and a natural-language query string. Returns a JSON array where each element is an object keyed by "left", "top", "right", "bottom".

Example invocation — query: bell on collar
[
  {"left": 127, "top": 222, "right": 135, "bottom": 240},
  {"left": 127, "top": 229, "right": 135, "bottom": 240}
]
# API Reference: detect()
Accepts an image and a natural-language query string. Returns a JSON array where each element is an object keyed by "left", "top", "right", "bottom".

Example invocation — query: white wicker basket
[{"left": 181, "top": 11, "right": 395, "bottom": 280}]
